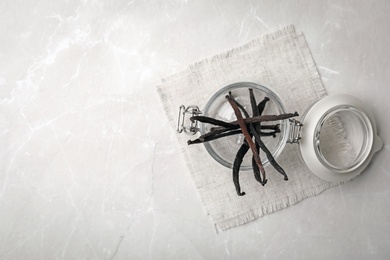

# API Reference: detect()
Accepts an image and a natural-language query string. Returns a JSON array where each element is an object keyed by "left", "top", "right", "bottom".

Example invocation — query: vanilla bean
[
  {"left": 193, "top": 126, "right": 229, "bottom": 142},
  {"left": 230, "top": 91, "right": 252, "bottom": 195},
  {"left": 200, "top": 129, "right": 241, "bottom": 141},
  {"left": 260, "top": 129, "right": 280, "bottom": 137},
  {"left": 226, "top": 95, "right": 267, "bottom": 185},
  {"left": 249, "top": 89, "right": 263, "bottom": 184},
  {"left": 233, "top": 96, "right": 272, "bottom": 185},
  {"left": 190, "top": 116, "right": 236, "bottom": 129},
  {"left": 251, "top": 125, "right": 289, "bottom": 180},
  {"left": 229, "top": 93, "right": 272, "bottom": 185},
  {"left": 264, "top": 128, "right": 280, "bottom": 137},
  {"left": 187, "top": 128, "right": 280, "bottom": 145},
  {"left": 232, "top": 142, "right": 250, "bottom": 196},
  {"left": 257, "top": 97, "right": 270, "bottom": 116},
  {"left": 202, "top": 113, "right": 298, "bottom": 128},
  {"left": 240, "top": 105, "right": 288, "bottom": 183},
  {"left": 252, "top": 142, "right": 262, "bottom": 183},
  {"left": 233, "top": 92, "right": 288, "bottom": 182},
  {"left": 210, "top": 124, "right": 280, "bottom": 132},
  {"left": 239, "top": 112, "right": 299, "bottom": 125},
  {"left": 229, "top": 91, "right": 247, "bottom": 115},
  {"left": 187, "top": 129, "right": 241, "bottom": 145},
  {"left": 185, "top": 89, "right": 297, "bottom": 196},
  {"left": 254, "top": 96, "right": 270, "bottom": 134},
  {"left": 246, "top": 92, "right": 288, "bottom": 180},
  {"left": 249, "top": 89, "right": 259, "bottom": 117}
]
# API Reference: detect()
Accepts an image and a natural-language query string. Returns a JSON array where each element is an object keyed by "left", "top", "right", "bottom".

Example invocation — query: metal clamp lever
[
  {"left": 287, "top": 119, "right": 303, "bottom": 144},
  {"left": 177, "top": 105, "right": 202, "bottom": 135}
]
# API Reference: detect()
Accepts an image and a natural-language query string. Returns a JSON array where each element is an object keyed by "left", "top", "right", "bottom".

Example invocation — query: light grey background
[{"left": 1, "top": 0, "right": 389, "bottom": 259}]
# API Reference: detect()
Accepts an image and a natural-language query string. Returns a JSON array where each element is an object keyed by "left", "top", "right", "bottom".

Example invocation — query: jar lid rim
[{"left": 299, "top": 94, "right": 382, "bottom": 182}]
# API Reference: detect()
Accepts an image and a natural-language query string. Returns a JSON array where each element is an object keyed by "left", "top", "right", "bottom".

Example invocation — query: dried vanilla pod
[
  {"left": 201, "top": 113, "right": 298, "bottom": 127},
  {"left": 242, "top": 89, "right": 289, "bottom": 181},
  {"left": 249, "top": 90, "right": 269, "bottom": 185},
  {"left": 190, "top": 116, "right": 236, "bottom": 129},
  {"left": 186, "top": 88, "right": 299, "bottom": 196},
  {"left": 187, "top": 128, "right": 280, "bottom": 145},
  {"left": 210, "top": 124, "right": 279, "bottom": 132},
  {"left": 187, "top": 129, "right": 242, "bottom": 145},
  {"left": 232, "top": 141, "right": 250, "bottom": 196},
  {"left": 230, "top": 95, "right": 271, "bottom": 194},
  {"left": 226, "top": 95, "right": 267, "bottom": 186}
]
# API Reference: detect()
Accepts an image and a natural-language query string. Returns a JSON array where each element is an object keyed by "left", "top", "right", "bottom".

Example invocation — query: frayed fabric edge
[
  {"left": 159, "top": 25, "right": 297, "bottom": 85},
  {"left": 215, "top": 182, "right": 338, "bottom": 231}
]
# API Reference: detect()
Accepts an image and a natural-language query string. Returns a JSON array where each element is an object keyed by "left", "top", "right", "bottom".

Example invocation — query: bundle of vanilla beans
[{"left": 187, "top": 89, "right": 299, "bottom": 196}]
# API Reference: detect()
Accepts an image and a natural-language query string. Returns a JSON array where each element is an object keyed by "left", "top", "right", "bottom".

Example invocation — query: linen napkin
[{"left": 157, "top": 25, "right": 338, "bottom": 231}]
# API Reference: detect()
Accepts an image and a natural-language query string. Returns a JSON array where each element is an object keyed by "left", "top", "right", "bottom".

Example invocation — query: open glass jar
[{"left": 177, "top": 82, "right": 383, "bottom": 182}]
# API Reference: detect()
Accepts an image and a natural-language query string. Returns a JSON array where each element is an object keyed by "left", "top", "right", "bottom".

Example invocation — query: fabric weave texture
[{"left": 157, "top": 25, "right": 337, "bottom": 231}]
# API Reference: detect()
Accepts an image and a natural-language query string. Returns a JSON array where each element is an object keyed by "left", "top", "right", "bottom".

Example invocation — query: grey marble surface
[{"left": 1, "top": 0, "right": 390, "bottom": 259}]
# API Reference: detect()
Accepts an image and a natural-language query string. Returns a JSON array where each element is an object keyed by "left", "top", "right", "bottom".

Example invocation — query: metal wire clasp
[
  {"left": 287, "top": 119, "right": 303, "bottom": 144},
  {"left": 177, "top": 105, "right": 202, "bottom": 135}
]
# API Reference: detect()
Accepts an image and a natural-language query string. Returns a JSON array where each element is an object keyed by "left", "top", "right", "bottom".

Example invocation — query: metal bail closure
[
  {"left": 287, "top": 119, "right": 303, "bottom": 144},
  {"left": 177, "top": 105, "right": 202, "bottom": 135}
]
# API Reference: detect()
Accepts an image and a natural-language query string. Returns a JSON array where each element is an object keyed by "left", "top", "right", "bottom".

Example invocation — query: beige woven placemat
[{"left": 157, "top": 25, "right": 337, "bottom": 231}]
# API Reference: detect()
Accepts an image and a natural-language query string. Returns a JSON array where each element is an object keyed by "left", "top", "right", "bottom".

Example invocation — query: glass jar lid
[{"left": 299, "top": 94, "right": 383, "bottom": 182}]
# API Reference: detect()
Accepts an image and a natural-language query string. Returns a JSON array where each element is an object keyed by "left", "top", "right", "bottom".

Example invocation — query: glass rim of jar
[{"left": 200, "top": 82, "right": 290, "bottom": 170}]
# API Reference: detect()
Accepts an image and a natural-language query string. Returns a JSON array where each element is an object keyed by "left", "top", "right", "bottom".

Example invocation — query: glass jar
[{"left": 177, "top": 82, "right": 382, "bottom": 182}]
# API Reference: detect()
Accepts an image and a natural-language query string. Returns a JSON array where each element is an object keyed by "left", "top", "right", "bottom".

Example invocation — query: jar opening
[
  {"left": 314, "top": 105, "right": 373, "bottom": 173},
  {"left": 201, "top": 82, "right": 288, "bottom": 170}
]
